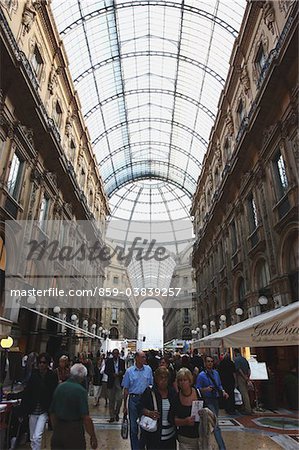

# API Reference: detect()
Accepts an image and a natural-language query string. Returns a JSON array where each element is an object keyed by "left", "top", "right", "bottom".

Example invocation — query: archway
[{"left": 138, "top": 299, "right": 163, "bottom": 350}]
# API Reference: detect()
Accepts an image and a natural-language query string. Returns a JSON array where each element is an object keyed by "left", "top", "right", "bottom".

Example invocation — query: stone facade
[{"left": 191, "top": 1, "right": 298, "bottom": 336}]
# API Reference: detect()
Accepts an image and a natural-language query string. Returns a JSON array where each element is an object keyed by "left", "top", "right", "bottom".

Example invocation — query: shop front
[{"left": 192, "top": 302, "right": 299, "bottom": 409}]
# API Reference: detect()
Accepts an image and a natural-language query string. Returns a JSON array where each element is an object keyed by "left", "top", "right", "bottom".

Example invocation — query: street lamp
[
  {"left": 220, "top": 315, "right": 226, "bottom": 322},
  {"left": 210, "top": 320, "right": 215, "bottom": 327},
  {"left": 71, "top": 314, "right": 77, "bottom": 322},
  {"left": 235, "top": 307, "right": 243, "bottom": 316},
  {"left": 53, "top": 306, "right": 61, "bottom": 314},
  {"left": 0, "top": 336, "right": 14, "bottom": 399},
  {"left": 202, "top": 324, "right": 207, "bottom": 330},
  {"left": 258, "top": 295, "right": 268, "bottom": 306},
  {"left": 27, "top": 295, "right": 36, "bottom": 305}
]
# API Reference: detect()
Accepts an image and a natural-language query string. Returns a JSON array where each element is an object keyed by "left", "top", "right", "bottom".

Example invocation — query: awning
[
  {"left": 0, "top": 316, "right": 13, "bottom": 337},
  {"left": 193, "top": 302, "right": 299, "bottom": 349}
]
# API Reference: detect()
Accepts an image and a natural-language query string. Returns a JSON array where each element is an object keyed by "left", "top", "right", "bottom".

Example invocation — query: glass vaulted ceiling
[{"left": 52, "top": 0, "right": 246, "bottom": 250}]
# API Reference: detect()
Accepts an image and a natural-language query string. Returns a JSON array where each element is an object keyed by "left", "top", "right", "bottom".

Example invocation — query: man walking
[
  {"left": 196, "top": 355, "right": 228, "bottom": 450},
  {"left": 233, "top": 348, "right": 252, "bottom": 415},
  {"left": 22, "top": 353, "right": 57, "bottom": 450},
  {"left": 105, "top": 348, "right": 125, "bottom": 422},
  {"left": 122, "top": 351, "right": 153, "bottom": 450},
  {"left": 50, "top": 363, "right": 98, "bottom": 449}
]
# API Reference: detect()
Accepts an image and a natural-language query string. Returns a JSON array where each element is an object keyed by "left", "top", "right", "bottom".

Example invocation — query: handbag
[
  {"left": 234, "top": 388, "right": 243, "bottom": 405},
  {"left": 139, "top": 390, "right": 158, "bottom": 432},
  {"left": 121, "top": 414, "right": 129, "bottom": 439}
]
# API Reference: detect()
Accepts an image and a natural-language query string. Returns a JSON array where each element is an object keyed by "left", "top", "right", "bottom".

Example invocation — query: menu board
[{"left": 248, "top": 359, "right": 268, "bottom": 380}]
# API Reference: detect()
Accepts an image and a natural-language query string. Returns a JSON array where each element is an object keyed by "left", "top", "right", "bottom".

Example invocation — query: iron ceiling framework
[
  {"left": 51, "top": 0, "right": 246, "bottom": 289},
  {"left": 52, "top": 0, "right": 245, "bottom": 199}
]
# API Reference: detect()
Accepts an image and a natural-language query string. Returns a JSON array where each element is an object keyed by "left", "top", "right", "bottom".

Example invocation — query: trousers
[
  {"left": 204, "top": 398, "right": 226, "bottom": 450},
  {"left": 29, "top": 412, "right": 48, "bottom": 450}
]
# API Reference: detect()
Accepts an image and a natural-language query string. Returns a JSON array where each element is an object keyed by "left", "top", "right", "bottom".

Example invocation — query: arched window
[
  {"left": 238, "top": 277, "right": 245, "bottom": 305},
  {"left": 255, "top": 259, "right": 270, "bottom": 291},
  {"left": 110, "top": 327, "right": 119, "bottom": 340},
  {"left": 182, "top": 327, "right": 192, "bottom": 340}
]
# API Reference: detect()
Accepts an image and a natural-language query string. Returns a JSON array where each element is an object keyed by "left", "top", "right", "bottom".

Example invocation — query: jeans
[
  {"left": 29, "top": 412, "right": 48, "bottom": 450},
  {"left": 204, "top": 398, "right": 226, "bottom": 450},
  {"left": 128, "top": 396, "right": 143, "bottom": 450}
]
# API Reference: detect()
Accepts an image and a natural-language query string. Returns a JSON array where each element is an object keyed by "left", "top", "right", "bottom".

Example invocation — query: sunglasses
[{"left": 39, "top": 360, "right": 47, "bottom": 364}]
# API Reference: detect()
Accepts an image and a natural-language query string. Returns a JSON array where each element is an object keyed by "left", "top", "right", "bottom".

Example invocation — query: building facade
[{"left": 0, "top": 0, "right": 129, "bottom": 356}]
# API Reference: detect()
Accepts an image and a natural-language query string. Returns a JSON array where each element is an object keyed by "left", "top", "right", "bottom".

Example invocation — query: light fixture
[
  {"left": 220, "top": 315, "right": 226, "bottom": 321},
  {"left": 99, "top": 326, "right": 103, "bottom": 332},
  {"left": 202, "top": 324, "right": 207, "bottom": 330},
  {"left": 1, "top": 336, "right": 13, "bottom": 349},
  {"left": 83, "top": 320, "right": 88, "bottom": 327},
  {"left": 258, "top": 295, "right": 268, "bottom": 306},
  {"left": 235, "top": 307, "right": 243, "bottom": 316},
  {"left": 196, "top": 327, "right": 200, "bottom": 332},
  {"left": 27, "top": 295, "right": 36, "bottom": 305},
  {"left": 191, "top": 329, "right": 196, "bottom": 335},
  {"left": 53, "top": 306, "right": 61, "bottom": 314},
  {"left": 91, "top": 324, "right": 96, "bottom": 329},
  {"left": 210, "top": 320, "right": 215, "bottom": 327},
  {"left": 71, "top": 314, "right": 77, "bottom": 321}
]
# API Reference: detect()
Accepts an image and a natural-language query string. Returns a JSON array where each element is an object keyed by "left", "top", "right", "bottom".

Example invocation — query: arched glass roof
[
  {"left": 51, "top": 1, "right": 246, "bottom": 289},
  {"left": 52, "top": 0, "right": 246, "bottom": 199}
]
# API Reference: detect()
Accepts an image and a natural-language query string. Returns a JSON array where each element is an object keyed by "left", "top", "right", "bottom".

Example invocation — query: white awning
[
  {"left": 193, "top": 302, "right": 299, "bottom": 349},
  {"left": 0, "top": 316, "right": 13, "bottom": 337}
]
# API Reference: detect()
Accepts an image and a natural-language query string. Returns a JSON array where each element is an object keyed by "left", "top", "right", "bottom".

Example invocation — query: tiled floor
[{"left": 15, "top": 400, "right": 299, "bottom": 450}]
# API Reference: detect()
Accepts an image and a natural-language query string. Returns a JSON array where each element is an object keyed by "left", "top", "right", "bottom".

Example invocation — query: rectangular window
[
  {"left": 69, "top": 139, "right": 76, "bottom": 163},
  {"left": 113, "top": 276, "right": 119, "bottom": 285},
  {"left": 31, "top": 45, "right": 43, "bottom": 79},
  {"left": 231, "top": 221, "right": 238, "bottom": 253},
  {"left": 183, "top": 308, "right": 189, "bottom": 324},
  {"left": 111, "top": 308, "right": 118, "bottom": 323},
  {"left": 273, "top": 151, "right": 288, "bottom": 199},
  {"left": 237, "top": 100, "right": 245, "bottom": 124},
  {"left": 255, "top": 44, "right": 267, "bottom": 75},
  {"left": 53, "top": 101, "right": 62, "bottom": 128},
  {"left": 183, "top": 276, "right": 188, "bottom": 285},
  {"left": 248, "top": 194, "right": 258, "bottom": 232},
  {"left": 38, "top": 195, "right": 49, "bottom": 231},
  {"left": 7, "top": 153, "right": 24, "bottom": 200}
]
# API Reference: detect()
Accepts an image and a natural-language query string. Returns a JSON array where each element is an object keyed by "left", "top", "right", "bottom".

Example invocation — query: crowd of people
[{"left": 4, "top": 346, "right": 256, "bottom": 450}]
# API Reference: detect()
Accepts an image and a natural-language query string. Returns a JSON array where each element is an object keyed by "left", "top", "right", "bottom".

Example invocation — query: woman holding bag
[{"left": 140, "top": 366, "right": 177, "bottom": 449}]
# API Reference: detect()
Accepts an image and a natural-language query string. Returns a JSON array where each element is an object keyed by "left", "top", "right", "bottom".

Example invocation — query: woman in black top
[
  {"left": 172, "top": 367, "right": 203, "bottom": 450},
  {"left": 141, "top": 367, "right": 177, "bottom": 449}
]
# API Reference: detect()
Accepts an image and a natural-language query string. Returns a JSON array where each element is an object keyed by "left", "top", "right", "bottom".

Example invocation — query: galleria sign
[{"left": 252, "top": 320, "right": 299, "bottom": 337}]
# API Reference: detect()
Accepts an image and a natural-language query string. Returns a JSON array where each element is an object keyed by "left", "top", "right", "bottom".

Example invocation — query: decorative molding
[{"left": 0, "top": 0, "right": 18, "bottom": 19}]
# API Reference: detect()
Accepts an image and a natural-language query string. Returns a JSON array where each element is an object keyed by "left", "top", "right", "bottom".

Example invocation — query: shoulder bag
[{"left": 139, "top": 390, "right": 158, "bottom": 432}]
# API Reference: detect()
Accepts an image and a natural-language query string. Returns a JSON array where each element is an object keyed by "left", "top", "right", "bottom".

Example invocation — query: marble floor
[{"left": 16, "top": 399, "right": 298, "bottom": 450}]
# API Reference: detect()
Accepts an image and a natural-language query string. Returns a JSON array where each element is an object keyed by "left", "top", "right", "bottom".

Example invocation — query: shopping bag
[
  {"left": 234, "top": 388, "right": 243, "bottom": 405},
  {"left": 121, "top": 414, "right": 129, "bottom": 439}
]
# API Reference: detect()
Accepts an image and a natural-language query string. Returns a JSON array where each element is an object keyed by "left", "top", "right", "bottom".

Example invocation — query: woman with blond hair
[
  {"left": 55, "top": 355, "right": 70, "bottom": 383},
  {"left": 172, "top": 368, "right": 217, "bottom": 450}
]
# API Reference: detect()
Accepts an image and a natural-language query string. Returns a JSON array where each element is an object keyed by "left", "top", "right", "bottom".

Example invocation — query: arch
[
  {"left": 182, "top": 327, "right": 192, "bottom": 340},
  {"left": 253, "top": 257, "right": 270, "bottom": 291},
  {"left": 109, "top": 327, "right": 119, "bottom": 340},
  {"left": 59, "top": 2, "right": 239, "bottom": 37},
  {"left": 85, "top": 89, "right": 215, "bottom": 121},
  {"left": 106, "top": 167, "right": 195, "bottom": 198},
  {"left": 74, "top": 51, "right": 225, "bottom": 86},
  {"left": 92, "top": 117, "right": 208, "bottom": 148},
  {"left": 279, "top": 224, "right": 299, "bottom": 302}
]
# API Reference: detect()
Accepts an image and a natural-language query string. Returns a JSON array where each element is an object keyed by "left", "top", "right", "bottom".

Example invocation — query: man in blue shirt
[
  {"left": 122, "top": 351, "right": 153, "bottom": 450},
  {"left": 196, "top": 355, "right": 228, "bottom": 450}
]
